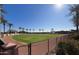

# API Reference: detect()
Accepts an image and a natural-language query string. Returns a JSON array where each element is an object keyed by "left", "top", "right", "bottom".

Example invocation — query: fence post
[
  {"left": 28, "top": 43, "right": 32, "bottom": 55},
  {"left": 15, "top": 48, "right": 19, "bottom": 55},
  {"left": 48, "top": 39, "right": 49, "bottom": 54}
]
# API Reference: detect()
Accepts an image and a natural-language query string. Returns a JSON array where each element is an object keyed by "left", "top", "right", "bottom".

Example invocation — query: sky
[{"left": 0, "top": 4, "right": 75, "bottom": 32}]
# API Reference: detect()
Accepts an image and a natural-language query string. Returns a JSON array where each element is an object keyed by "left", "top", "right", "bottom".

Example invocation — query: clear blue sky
[{"left": 1, "top": 4, "right": 75, "bottom": 32}]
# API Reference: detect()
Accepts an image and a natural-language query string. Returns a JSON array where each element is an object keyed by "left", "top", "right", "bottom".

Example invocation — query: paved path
[
  {"left": 3, "top": 35, "right": 28, "bottom": 55},
  {"left": 2, "top": 35, "right": 59, "bottom": 55}
]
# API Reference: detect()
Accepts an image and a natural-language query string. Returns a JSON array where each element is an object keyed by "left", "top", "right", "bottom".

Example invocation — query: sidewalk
[{"left": 2, "top": 35, "right": 28, "bottom": 55}]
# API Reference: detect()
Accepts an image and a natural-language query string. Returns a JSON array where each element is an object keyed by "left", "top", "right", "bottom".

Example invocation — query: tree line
[
  {"left": 0, "top": 4, "right": 13, "bottom": 34},
  {"left": 0, "top": 4, "right": 79, "bottom": 34}
]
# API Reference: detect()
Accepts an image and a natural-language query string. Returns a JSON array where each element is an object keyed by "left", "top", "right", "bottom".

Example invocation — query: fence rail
[
  {"left": 13, "top": 35, "right": 68, "bottom": 55},
  {"left": 0, "top": 35, "right": 67, "bottom": 55}
]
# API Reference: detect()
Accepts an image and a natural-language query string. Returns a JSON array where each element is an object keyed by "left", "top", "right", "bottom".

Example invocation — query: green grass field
[{"left": 12, "top": 34, "right": 63, "bottom": 44}]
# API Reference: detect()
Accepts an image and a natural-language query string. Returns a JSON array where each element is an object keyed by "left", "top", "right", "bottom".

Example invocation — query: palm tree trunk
[
  {"left": 3, "top": 23, "right": 5, "bottom": 34},
  {"left": 76, "top": 25, "right": 78, "bottom": 32},
  {"left": 76, "top": 12, "right": 79, "bottom": 32},
  {"left": 9, "top": 26, "right": 11, "bottom": 34}
]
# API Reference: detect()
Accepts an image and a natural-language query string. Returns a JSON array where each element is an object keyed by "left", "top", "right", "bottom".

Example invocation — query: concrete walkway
[
  {"left": 2, "top": 35, "right": 28, "bottom": 55},
  {"left": 1, "top": 34, "right": 60, "bottom": 55}
]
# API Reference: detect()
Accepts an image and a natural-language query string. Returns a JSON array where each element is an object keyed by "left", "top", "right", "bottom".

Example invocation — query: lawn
[{"left": 12, "top": 34, "right": 63, "bottom": 44}]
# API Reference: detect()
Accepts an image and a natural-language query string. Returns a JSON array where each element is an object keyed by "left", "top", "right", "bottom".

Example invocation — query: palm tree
[
  {"left": 19, "top": 27, "right": 22, "bottom": 32},
  {"left": 69, "top": 4, "right": 79, "bottom": 32},
  {"left": 29, "top": 29, "right": 31, "bottom": 32},
  {"left": 39, "top": 29, "right": 41, "bottom": 32},
  {"left": 22, "top": 28, "right": 25, "bottom": 32},
  {"left": 26, "top": 28, "right": 28, "bottom": 32},
  {"left": 33, "top": 29, "right": 35, "bottom": 32},
  {"left": 42, "top": 29, "right": 44, "bottom": 32},
  {"left": 2, "top": 19, "right": 7, "bottom": 34},
  {"left": 0, "top": 4, "right": 7, "bottom": 37},
  {"left": 0, "top": 4, "right": 5, "bottom": 14},
  {"left": 51, "top": 28, "right": 54, "bottom": 33},
  {"left": 8, "top": 23, "right": 13, "bottom": 34}
]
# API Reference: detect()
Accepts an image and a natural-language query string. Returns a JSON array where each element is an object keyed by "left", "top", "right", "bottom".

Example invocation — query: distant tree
[
  {"left": 7, "top": 23, "right": 13, "bottom": 34},
  {"left": 29, "top": 29, "right": 31, "bottom": 32},
  {"left": 42, "top": 29, "right": 44, "bottom": 32},
  {"left": 51, "top": 28, "right": 54, "bottom": 33},
  {"left": 32, "top": 29, "right": 35, "bottom": 32},
  {"left": 19, "top": 27, "right": 22, "bottom": 32},
  {"left": 26, "top": 28, "right": 28, "bottom": 32},
  {"left": 22, "top": 28, "right": 25, "bottom": 32},
  {"left": 22, "top": 28, "right": 24, "bottom": 31},
  {"left": 2, "top": 18, "right": 7, "bottom": 34},
  {"left": 39, "top": 29, "right": 41, "bottom": 32}
]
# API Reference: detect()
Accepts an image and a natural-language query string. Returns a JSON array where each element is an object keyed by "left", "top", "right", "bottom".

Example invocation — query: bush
[
  {"left": 56, "top": 42, "right": 79, "bottom": 55},
  {"left": 68, "top": 33, "right": 79, "bottom": 40}
]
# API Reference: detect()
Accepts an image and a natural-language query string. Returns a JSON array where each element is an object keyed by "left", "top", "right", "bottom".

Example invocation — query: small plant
[
  {"left": 56, "top": 42, "right": 67, "bottom": 55},
  {"left": 56, "top": 42, "right": 79, "bottom": 55},
  {"left": 69, "top": 33, "right": 79, "bottom": 40}
]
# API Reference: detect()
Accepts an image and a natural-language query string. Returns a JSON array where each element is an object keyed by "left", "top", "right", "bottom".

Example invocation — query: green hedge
[{"left": 56, "top": 42, "right": 79, "bottom": 55}]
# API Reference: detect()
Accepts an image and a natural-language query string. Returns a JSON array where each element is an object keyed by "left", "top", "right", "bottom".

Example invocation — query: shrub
[
  {"left": 68, "top": 33, "right": 79, "bottom": 40},
  {"left": 56, "top": 42, "right": 79, "bottom": 55}
]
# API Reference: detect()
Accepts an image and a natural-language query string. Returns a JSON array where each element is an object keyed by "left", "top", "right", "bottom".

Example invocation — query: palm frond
[{"left": 0, "top": 8, "right": 6, "bottom": 14}]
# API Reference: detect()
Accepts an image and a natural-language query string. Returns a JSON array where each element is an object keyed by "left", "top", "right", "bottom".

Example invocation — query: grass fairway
[{"left": 12, "top": 34, "right": 63, "bottom": 44}]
